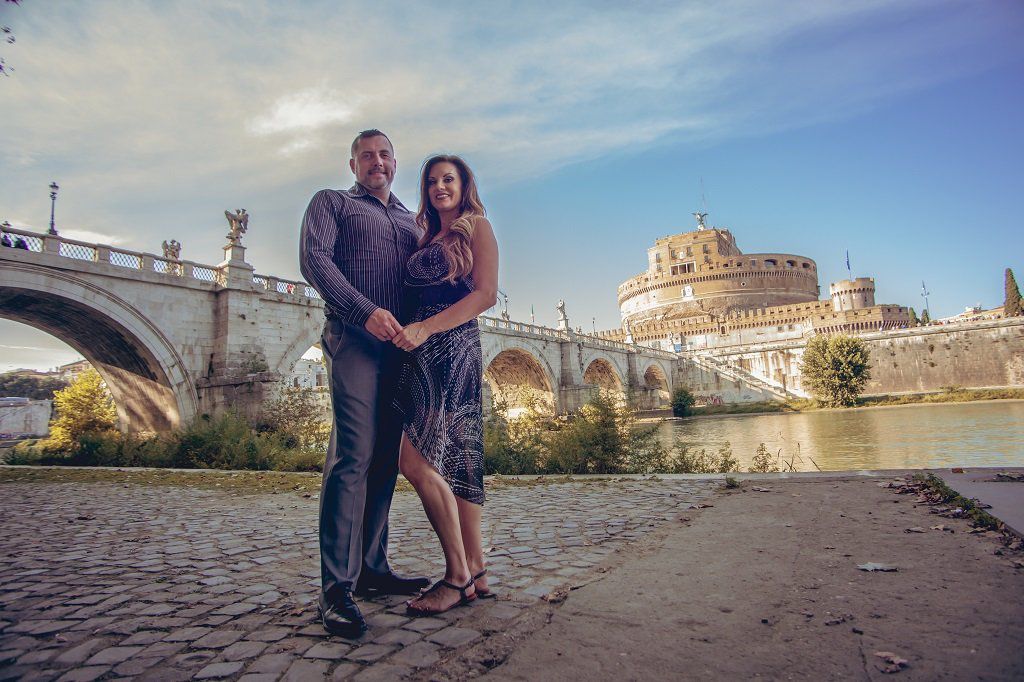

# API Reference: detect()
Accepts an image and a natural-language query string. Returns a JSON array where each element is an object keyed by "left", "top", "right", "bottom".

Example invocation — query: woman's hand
[{"left": 392, "top": 321, "right": 430, "bottom": 351}]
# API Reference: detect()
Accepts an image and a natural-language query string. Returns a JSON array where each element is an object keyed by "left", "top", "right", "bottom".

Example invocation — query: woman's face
[{"left": 427, "top": 161, "right": 462, "bottom": 215}]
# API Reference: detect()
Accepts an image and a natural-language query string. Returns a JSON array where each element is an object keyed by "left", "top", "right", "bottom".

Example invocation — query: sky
[{"left": 1, "top": 0, "right": 1022, "bottom": 372}]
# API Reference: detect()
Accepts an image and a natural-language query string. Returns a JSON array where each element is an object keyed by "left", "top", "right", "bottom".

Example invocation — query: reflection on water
[{"left": 656, "top": 401, "right": 1024, "bottom": 472}]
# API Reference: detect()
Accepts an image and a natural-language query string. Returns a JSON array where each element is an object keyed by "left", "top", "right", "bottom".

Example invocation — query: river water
[{"left": 655, "top": 400, "right": 1024, "bottom": 472}]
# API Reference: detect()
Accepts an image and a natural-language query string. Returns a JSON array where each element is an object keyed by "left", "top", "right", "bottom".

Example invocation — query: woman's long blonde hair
[{"left": 416, "top": 155, "right": 486, "bottom": 284}]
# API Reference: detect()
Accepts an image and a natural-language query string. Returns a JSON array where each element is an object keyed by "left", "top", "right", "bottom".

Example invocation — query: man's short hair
[{"left": 350, "top": 129, "right": 394, "bottom": 159}]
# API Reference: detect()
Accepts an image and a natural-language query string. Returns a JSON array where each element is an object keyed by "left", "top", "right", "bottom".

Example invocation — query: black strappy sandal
[
  {"left": 405, "top": 577, "right": 476, "bottom": 616},
  {"left": 473, "top": 569, "right": 496, "bottom": 599}
]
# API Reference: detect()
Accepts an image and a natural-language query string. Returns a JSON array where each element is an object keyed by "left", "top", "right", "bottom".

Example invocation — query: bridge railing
[
  {"left": 0, "top": 226, "right": 325, "bottom": 299},
  {"left": 477, "top": 316, "right": 677, "bottom": 358},
  {"left": 251, "top": 273, "right": 322, "bottom": 300},
  {"left": 478, "top": 316, "right": 569, "bottom": 340}
]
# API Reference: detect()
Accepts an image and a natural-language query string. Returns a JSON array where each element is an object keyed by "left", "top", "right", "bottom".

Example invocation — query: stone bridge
[{"left": 0, "top": 227, "right": 678, "bottom": 432}]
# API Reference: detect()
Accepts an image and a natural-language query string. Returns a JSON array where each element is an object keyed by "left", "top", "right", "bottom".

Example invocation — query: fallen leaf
[
  {"left": 858, "top": 562, "right": 898, "bottom": 572},
  {"left": 689, "top": 503, "right": 713, "bottom": 509},
  {"left": 751, "top": 487, "right": 772, "bottom": 493},
  {"left": 930, "top": 525, "right": 954, "bottom": 533},
  {"left": 873, "top": 651, "right": 909, "bottom": 674},
  {"left": 542, "top": 588, "right": 570, "bottom": 604},
  {"left": 904, "top": 527, "right": 925, "bottom": 534}
]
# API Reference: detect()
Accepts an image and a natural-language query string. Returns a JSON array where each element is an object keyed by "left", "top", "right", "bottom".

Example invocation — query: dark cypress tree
[
  {"left": 921, "top": 309, "right": 931, "bottom": 325},
  {"left": 907, "top": 307, "right": 920, "bottom": 326},
  {"left": 1005, "top": 268, "right": 1023, "bottom": 317}
]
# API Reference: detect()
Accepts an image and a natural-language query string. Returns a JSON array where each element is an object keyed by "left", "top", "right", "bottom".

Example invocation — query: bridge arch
[
  {"left": 642, "top": 361, "right": 671, "bottom": 406},
  {"left": 483, "top": 347, "right": 557, "bottom": 415},
  {"left": 0, "top": 263, "right": 198, "bottom": 431},
  {"left": 583, "top": 357, "right": 624, "bottom": 393}
]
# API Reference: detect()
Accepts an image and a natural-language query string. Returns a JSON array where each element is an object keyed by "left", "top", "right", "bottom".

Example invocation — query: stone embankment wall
[
  {"left": 862, "top": 318, "right": 1024, "bottom": 394},
  {"left": 687, "top": 318, "right": 1024, "bottom": 402}
]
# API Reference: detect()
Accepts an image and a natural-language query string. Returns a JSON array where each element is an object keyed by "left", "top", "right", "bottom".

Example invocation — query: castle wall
[{"left": 699, "top": 318, "right": 1024, "bottom": 401}]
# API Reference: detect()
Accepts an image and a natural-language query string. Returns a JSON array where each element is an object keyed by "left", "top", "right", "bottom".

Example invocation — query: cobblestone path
[{"left": 0, "top": 476, "right": 717, "bottom": 680}]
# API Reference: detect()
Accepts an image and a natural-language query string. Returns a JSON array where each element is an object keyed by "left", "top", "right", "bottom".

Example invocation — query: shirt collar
[{"left": 349, "top": 183, "right": 411, "bottom": 212}]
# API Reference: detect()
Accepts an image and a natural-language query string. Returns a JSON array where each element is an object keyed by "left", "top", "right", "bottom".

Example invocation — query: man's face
[{"left": 349, "top": 135, "right": 396, "bottom": 193}]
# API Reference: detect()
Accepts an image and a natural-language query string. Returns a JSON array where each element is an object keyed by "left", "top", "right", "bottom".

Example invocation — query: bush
[
  {"left": 668, "top": 441, "right": 740, "bottom": 474},
  {"left": 800, "top": 334, "right": 872, "bottom": 408},
  {"left": 543, "top": 392, "right": 668, "bottom": 475},
  {"left": 483, "top": 398, "right": 545, "bottom": 475},
  {"left": 670, "top": 387, "right": 696, "bottom": 417},
  {"left": 748, "top": 443, "right": 781, "bottom": 473}
]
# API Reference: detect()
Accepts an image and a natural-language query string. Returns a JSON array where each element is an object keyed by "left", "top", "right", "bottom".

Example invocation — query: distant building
[
  {"left": 597, "top": 216, "right": 910, "bottom": 350},
  {"left": 56, "top": 359, "right": 91, "bottom": 381},
  {"left": 289, "top": 358, "right": 328, "bottom": 389},
  {"left": 0, "top": 399, "right": 51, "bottom": 438}
]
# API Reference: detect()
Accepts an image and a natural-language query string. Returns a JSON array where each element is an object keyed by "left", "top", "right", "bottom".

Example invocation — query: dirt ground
[{"left": 473, "top": 476, "right": 1024, "bottom": 681}]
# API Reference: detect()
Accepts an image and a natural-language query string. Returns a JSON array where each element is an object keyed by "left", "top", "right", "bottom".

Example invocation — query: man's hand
[
  {"left": 364, "top": 308, "right": 403, "bottom": 341},
  {"left": 392, "top": 322, "right": 430, "bottom": 352}
]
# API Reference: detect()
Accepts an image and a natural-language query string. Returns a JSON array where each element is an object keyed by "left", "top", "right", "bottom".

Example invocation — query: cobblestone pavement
[{"left": 0, "top": 476, "right": 718, "bottom": 681}]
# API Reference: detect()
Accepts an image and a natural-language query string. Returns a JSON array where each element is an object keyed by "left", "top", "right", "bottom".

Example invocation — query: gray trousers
[{"left": 319, "top": 318, "right": 403, "bottom": 599}]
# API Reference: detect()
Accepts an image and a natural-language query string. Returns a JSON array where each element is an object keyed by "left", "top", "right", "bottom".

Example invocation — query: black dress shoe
[
  {"left": 354, "top": 571, "right": 431, "bottom": 596},
  {"left": 318, "top": 591, "right": 367, "bottom": 638}
]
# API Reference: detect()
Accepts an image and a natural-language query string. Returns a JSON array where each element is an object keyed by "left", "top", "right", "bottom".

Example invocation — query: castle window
[
  {"left": 786, "top": 260, "right": 796, "bottom": 268},
  {"left": 764, "top": 259, "right": 777, "bottom": 267},
  {"left": 686, "top": 246, "right": 693, "bottom": 257},
  {"left": 802, "top": 262, "right": 810, "bottom": 269},
  {"left": 702, "top": 244, "right": 710, "bottom": 254},
  {"left": 750, "top": 260, "right": 757, "bottom": 267}
]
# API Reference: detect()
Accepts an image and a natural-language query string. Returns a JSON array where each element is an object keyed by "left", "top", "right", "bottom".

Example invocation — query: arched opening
[
  {"left": 643, "top": 364, "right": 671, "bottom": 407},
  {"left": 483, "top": 348, "right": 556, "bottom": 417},
  {"left": 280, "top": 344, "right": 332, "bottom": 422},
  {"left": 583, "top": 358, "right": 624, "bottom": 396},
  {"left": 0, "top": 267, "right": 196, "bottom": 431}
]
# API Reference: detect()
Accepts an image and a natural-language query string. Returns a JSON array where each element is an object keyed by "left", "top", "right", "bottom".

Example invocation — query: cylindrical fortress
[
  {"left": 618, "top": 224, "right": 820, "bottom": 326},
  {"left": 829, "top": 278, "right": 876, "bottom": 312}
]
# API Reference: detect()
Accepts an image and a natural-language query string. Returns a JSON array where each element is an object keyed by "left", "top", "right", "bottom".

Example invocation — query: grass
[{"left": 912, "top": 472, "right": 1004, "bottom": 532}]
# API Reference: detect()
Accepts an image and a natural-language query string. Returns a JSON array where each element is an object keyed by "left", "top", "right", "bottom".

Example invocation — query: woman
[{"left": 391, "top": 154, "right": 499, "bottom": 615}]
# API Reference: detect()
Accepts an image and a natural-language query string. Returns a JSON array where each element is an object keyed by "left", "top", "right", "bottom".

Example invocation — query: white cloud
[
  {"left": 0, "top": 0, "right": 1017, "bottom": 278},
  {"left": 247, "top": 87, "right": 360, "bottom": 136}
]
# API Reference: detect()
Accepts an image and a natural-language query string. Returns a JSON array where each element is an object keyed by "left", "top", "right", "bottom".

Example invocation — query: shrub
[
  {"left": 670, "top": 387, "right": 696, "bottom": 417},
  {"left": 668, "top": 441, "right": 740, "bottom": 474},
  {"left": 483, "top": 398, "right": 545, "bottom": 475},
  {"left": 748, "top": 443, "right": 781, "bottom": 473}
]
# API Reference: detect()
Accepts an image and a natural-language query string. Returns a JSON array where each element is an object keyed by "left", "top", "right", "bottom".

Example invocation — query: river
[{"left": 655, "top": 400, "right": 1024, "bottom": 472}]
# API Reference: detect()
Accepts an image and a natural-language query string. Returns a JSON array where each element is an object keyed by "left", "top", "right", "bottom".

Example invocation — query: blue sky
[{"left": 1, "top": 0, "right": 1022, "bottom": 371}]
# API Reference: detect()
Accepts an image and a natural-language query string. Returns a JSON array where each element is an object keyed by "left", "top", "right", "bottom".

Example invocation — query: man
[{"left": 300, "top": 129, "right": 429, "bottom": 638}]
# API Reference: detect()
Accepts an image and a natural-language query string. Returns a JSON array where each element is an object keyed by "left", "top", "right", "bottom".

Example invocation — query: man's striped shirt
[{"left": 299, "top": 184, "right": 421, "bottom": 326}]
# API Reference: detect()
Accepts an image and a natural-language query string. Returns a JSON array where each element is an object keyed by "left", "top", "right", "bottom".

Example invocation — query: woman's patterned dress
[{"left": 396, "top": 242, "right": 485, "bottom": 504}]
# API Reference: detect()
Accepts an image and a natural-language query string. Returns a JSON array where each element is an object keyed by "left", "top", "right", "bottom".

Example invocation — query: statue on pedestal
[
  {"left": 556, "top": 299, "right": 569, "bottom": 331},
  {"left": 162, "top": 239, "right": 181, "bottom": 260},
  {"left": 693, "top": 211, "right": 708, "bottom": 231},
  {"left": 224, "top": 209, "right": 249, "bottom": 245}
]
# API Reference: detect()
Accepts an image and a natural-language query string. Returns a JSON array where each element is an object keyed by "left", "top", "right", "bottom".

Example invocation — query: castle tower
[{"left": 830, "top": 277, "right": 876, "bottom": 312}]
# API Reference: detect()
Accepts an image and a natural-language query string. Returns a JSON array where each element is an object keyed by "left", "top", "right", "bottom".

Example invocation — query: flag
[{"left": 845, "top": 250, "right": 850, "bottom": 271}]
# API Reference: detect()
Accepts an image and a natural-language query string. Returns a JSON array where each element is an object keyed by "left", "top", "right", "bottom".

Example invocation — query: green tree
[
  {"left": 907, "top": 307, "right": 920, "bottom": 326},
  {"left": 920, "top": 309, "right": 931, "bottom": 325},
  {"left": 800, "top": 334, "right": 872, "bottom": 408},
  {"left": 483, "top": 398, "right": 546, "bottom": 475},
  {"left": 1005, "top": 268, "right": 1023, "bottom": 318},
  {"left": 0, "top": 371, "right": 68, "bottom": 400},
  {"left": 47, "top": 369, "right": 118, "bottom": 450},
  {"left": 670, "top": 386, "right": 696, "bottom": 417}
]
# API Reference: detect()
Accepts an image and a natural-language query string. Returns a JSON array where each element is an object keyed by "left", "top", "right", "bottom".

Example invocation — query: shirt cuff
[{"left": 348, "top": 298, "right": 379, "bottom": 328}]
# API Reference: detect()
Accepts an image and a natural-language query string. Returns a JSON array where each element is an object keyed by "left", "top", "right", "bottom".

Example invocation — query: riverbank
[{"left": 638, "top": 387, "right": 1024, "bottom": 421}]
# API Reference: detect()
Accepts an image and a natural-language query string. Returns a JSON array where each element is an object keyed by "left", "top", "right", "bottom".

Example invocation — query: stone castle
[{"left": 598, "top": 214, "right": 910, "bottom": 351}]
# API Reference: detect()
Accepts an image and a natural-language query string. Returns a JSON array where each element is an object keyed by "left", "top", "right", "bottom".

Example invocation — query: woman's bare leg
[
  {"left": 456, "top": 498, "right": 487, "bottom": 593},
  {"left": 399, "top": 434, "right": 473, "bottom": 610}
]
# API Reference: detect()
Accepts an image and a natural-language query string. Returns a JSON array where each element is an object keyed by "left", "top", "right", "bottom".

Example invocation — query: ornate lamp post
[{"left": 48, "top": 181, "right": 59, "bottom": 235}]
